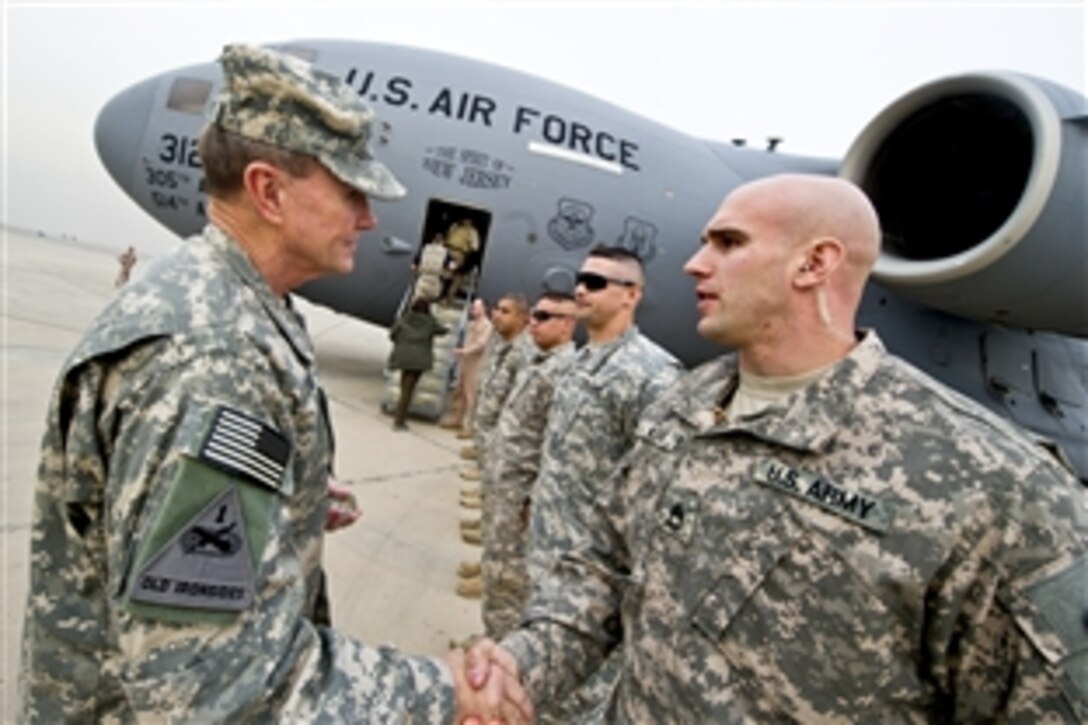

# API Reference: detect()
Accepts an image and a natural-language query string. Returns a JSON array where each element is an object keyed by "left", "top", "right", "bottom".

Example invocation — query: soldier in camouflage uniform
[
  {"left": 473, "top": 294, "right": 532, "bottom": 455},
  {"left": 18, "top": 44, "right": 531, "bottom": 723},
  {"left": 481, "top": 292, "right": 578, "bottom": 639},
  {"left": 529, "top": 245, "right": 681, "bottom": 722},
  {"left": 458, "top": 294, "right": 531, "bottom": 592},
  {"left": 470, "top": 174, "right": 1087, "bottom": 721}
]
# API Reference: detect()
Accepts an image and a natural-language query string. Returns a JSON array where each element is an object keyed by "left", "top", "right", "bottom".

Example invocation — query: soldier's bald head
[
  {"left": 689, "top": 174, "right": 884, "bottom": 366},
  {"left": 734, "top": 174, "right": 881, "bottom": 281}
]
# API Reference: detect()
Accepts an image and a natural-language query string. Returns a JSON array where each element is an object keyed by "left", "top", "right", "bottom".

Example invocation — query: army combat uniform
[
  {"left": 472, "top": 331, "right": 533, "bottom": 611},
  {"left": 19, "top": 225, "right": 454, "bottom": 722},
  {"left": 481, "top": 340, "right": 576, "bottom": 639},
  {"left": 473, "top": 332, "right": 534, "bottom": 456},
  {"left": 504, "top": 331, "right": 1087, "bottom": 722},
  {"left": 527, "top": 326, "right": 680, "bottom": 722},
  {"left": 473, "top": 331, "right": 532, "bottom": 533}
]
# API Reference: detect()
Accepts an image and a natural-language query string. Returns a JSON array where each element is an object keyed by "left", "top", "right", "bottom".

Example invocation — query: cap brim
[{"left": 320, "top": 154, "right": 406, "bottom": 201}]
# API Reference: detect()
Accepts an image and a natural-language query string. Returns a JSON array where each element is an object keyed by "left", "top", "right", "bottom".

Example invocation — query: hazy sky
[{"left": 2, "top": 1, "right": 1084, "bottom": 252}]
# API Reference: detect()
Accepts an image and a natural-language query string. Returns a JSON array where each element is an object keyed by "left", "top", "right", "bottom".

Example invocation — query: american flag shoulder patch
[{"left": 199, "top": 407, "right": 290, "bottom": 490}]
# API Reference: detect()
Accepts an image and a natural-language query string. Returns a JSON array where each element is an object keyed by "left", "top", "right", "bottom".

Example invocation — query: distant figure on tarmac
[{"left": 115, "top": 245, "right": 137, "bottom": 287}]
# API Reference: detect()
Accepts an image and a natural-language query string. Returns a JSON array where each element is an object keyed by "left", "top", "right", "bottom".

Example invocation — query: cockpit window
[{"left": 166, "top": 77, "right": 213, "bottom": 115}]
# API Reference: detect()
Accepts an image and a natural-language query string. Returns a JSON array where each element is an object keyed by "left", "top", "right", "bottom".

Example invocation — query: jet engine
[{"left": 840, "top": 72, "right": 1087, "bottom": 337}]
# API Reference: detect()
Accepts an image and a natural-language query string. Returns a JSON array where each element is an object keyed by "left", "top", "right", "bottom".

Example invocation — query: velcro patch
[
  {"left": 1028, "top": 557, "right": 1088, "bottom": 651},
  {"left": 126, "top": 455, "right": 277, "bottom": 623},
  {"left": 129, "top": 485, "right": 255, "bottom": 611},
  {"left": 200, "top": 407, "right": 289, "bottom": 490},
  {"left": 754, "top": 460, "right": 892, "bottom": 533},
  {"left": 1026, "top": 556, "right": 1088, "bottom": 705},
  {"left": 656, "top": 488, "right": 700, "bottom": 544}
]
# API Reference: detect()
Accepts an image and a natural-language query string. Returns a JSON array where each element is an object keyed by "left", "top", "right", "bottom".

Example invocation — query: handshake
[{"left": 443, "top": 638, "right": 534, "bottom": 724}]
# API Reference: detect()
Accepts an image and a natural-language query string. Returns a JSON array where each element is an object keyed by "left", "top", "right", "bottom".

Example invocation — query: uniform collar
[
  {"left": 533, "top": 340, "right": 574, "bottom": 364},
  {"left": 577, "top": 325, "right": 639, "bottom": 372},
  {"left": 669, "top": 331, "right": 886, "bottom": 454},
  {"left": 205, "top": 224, "right": 316, "bottom": 366}
]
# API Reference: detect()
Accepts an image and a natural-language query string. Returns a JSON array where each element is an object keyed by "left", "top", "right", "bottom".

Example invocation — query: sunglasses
[
  {"left": 530, "top": 309, "right": 570, "bottom": 322},
  {"left": 575, "top": 271, "right": 638, "bottom": 292}
]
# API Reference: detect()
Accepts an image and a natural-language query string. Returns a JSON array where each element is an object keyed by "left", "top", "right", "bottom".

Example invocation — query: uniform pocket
[
  {"left": 691, "top": 513, "right": 921, "bottom": 714},
  {"left": 1006, "top": 555, "right": 1088, "bottom": 709},
  {"left": 690, "top": 509, "right": 800, "bottom": 642},
  {"left": 550, "top": 386, "right": 588, "bottom": 438}
]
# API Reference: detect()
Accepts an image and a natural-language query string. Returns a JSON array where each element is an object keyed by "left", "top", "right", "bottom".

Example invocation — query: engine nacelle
[{"left": 840, "top": 72, "right": 1087, "bottom": 337}]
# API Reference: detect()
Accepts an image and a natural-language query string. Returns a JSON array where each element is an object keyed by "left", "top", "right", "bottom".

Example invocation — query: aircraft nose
[{"left": 94, "top": 75, "right": 160, "bottom": 190}]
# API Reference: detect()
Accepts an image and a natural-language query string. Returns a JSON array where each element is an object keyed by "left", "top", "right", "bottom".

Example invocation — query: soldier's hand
[
  {"left": 445, "top": 644, "right": 533, "bottom": 724},
  {"left": 325, "top": 476, "right": 362, "bottom": 532}
]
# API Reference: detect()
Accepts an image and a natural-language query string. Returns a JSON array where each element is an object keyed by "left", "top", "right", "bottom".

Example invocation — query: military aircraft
[{"left": 93, "top": 39, "right": 1087, "bottom": 481}]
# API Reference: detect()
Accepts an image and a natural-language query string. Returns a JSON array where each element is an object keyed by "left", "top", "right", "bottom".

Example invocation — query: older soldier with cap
[
  {"left": 529, "top": 244, "right": 681, "bottom": 722},
  {"left": 468, "top": 174, "right": 1087, "bottom": 721},
  {"left": 480, "top": 292, "right": 578, "bottom": 639},
  {"left": 18, "top": 44, "right": 530, "bottom": 723}
]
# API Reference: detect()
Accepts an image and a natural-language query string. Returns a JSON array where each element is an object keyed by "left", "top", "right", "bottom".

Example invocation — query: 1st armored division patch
[
  {"left": 125, "top": 406, "right": 286, "bottom": 622},
  {"left": 129, "top": 485, "right": 256, "bottom": 611}
]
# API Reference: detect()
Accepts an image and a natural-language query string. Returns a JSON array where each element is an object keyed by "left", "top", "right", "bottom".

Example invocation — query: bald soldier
[
  {"left": 19, "top": 45, "right": 529, "bottom": 723},
  {"left": 468, "top": 174, "right": 1087, "bottom": 721}
]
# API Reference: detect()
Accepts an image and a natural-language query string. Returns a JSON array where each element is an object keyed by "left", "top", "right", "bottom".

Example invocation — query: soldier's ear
[
  {"left": 793, "top": 238, "right": 844, "bottom": 288},
  {"left": 244, "top": 162, "right": 288, "bottom": 225}
]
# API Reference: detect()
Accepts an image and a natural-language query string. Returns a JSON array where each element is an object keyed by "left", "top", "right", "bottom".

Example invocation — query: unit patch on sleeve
[
  {"left": 199, "top": 407, "right": 290, "bottom": 490},
  {"left": 129, "top": 485, "right": 256, "bottom": 611},
  {"left": 1024, "top": 556, "right": 1088, "bottom": 705}
]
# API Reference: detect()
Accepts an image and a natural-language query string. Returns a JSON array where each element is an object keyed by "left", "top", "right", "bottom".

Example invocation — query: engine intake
[{"left": 841, "top": 72, "right": 1087, "bottom": 337}]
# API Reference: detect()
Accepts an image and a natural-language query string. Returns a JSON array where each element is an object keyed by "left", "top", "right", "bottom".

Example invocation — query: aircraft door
[
  {"left": 380, "top": 199, "right": 493, "bottom": 421},
  {"left": 416, "top": 199, "right": 492, "bottom": 307}
]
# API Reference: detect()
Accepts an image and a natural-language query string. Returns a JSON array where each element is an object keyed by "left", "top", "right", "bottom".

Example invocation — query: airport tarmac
[{"left": 1, "top": 227, "right": 484, "bottom": 719}]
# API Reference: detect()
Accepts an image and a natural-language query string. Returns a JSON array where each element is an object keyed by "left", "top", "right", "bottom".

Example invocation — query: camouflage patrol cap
[{"left": 211, "top": 44, "right": 405, "bottom": 200}]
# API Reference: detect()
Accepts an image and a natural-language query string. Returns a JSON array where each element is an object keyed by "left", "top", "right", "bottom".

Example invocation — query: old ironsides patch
[{"left": 130, "top": 485, "right": 256, "bottom": 611}]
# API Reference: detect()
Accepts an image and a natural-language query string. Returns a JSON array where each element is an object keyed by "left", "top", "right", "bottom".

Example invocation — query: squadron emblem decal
[
  {"left": 615, "top": 216, "right": 658, "bottom": 263},
  {"left": 548, "top": 197, "right": 596, "bottom": 250}
]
